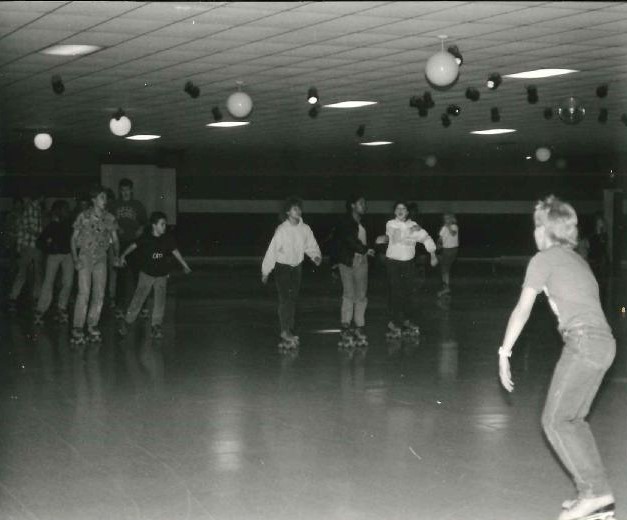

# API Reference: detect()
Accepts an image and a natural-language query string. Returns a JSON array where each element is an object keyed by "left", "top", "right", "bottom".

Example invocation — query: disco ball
[{"left": 558, "top": 97, "right": 585, "bottom": 125}]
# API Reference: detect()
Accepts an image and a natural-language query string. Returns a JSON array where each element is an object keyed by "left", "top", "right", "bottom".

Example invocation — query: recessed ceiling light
[
  {"left": 324, "top": 101, "right": 377, "bottom": 109},
  {"left": 125, "top": 134, "right": 161, "bottom": 141},
  {"left": 40, "top": 44, "right": 102, "bottom": 56},
  {"left": 470, "top": 129, "right": 517, "bottom": 135},
  {"left": 359, "top": 141, "right": 393, "bottom": 146},
  {"left": 504, "top": 69, "right": 578, "bottom": 79},
  {"left": 206, "top": 121, "right": 250, "bottom": 128}
]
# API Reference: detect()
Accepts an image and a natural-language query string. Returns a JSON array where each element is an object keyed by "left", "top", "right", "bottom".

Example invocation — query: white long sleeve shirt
[
  {"left": 385, "top": 219, "right": 436, "bottom": 261},
  {"left": 261, "top": 219, "right": 321, "bottom": 276}
]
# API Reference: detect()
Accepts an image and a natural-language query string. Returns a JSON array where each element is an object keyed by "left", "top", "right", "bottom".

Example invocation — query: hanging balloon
[
  {"left": 109, "top": 115, "right": 132, "bottom": 136},
  {"left": 558, "top": 97, "right": 585, "bottom": 125},
  {"left": 425, "top": 51, "right": 459, "bottom": 87},
  {"left": 535, "top": 147, "right": 551, "bottom": 162},
  {"left": 34, "top": 133, "right": 52, "bottom": 150},
  {"left": 425, "top": 155, "right": 437, "bottom": 167},
  {"left": 226, "top": 91, "right": 253, "bottom": 118}
]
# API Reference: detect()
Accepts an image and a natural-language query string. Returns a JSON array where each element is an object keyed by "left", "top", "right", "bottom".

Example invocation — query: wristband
[{"left": 498, "top": 347, "right": 511, "bottom": 358}]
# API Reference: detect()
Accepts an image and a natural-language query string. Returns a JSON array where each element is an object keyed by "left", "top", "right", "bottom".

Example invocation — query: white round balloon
[
  {"left": 535, "top": 147, "right": 551, "bottom": 162},
  {"left": 425, "top": 51, "right": 459, "bottom": 87},
  {"left": 34, "top": 133, "right": 52, "bottom": 150},
  {"left": 425, "top": 155, "right": 437, "bottom": 167},
  {"left": 109, "top": 115, "right": 132, "bottom": 136},
  {"left": 226, "top": 91, "right": 253, "bottom": 118}
]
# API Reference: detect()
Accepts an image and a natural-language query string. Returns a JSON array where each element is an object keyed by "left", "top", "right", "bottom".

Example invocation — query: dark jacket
[{"left": 336, "top": 214, "right": 369, "bottom": 267}]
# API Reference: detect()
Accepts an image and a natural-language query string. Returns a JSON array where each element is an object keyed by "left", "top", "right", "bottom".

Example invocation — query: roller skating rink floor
[{"left": 0, "top": 261, "right": 625, "bottom": 520}]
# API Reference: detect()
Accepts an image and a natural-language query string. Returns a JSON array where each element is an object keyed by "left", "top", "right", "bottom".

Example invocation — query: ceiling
[{"left": 1, "top": 1, "right": 627, "bottom": 160}]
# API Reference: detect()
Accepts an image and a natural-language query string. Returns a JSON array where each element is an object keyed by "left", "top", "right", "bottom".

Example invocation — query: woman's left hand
[{"left": 499, "top": 355, "right": 514, "bottom": 392}]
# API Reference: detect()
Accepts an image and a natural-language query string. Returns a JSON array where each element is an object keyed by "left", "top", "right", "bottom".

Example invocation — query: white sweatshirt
[
  {"left": 261, "top": 219, "right": 321, "bottom": 276},
  {"left": 385, "top": 219, "right": 436, "bottom": 261}
]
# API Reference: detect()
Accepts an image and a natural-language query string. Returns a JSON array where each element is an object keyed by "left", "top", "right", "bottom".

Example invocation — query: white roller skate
[
  {"left": 70, "top": 328, "right": 86, "bottom": 346},
  {"left": 402, "top": 320, "right": 420, "bottom": 338},
  {"left": 338, "top": 325, "right": 356, "bottom": 349},
  {"left": 278, "top": 332, "right": 298, "bottom": 351},
  {"left": 386, "top": 321, "right": 402, "bottom": 340},
  {"left": 559, "top": 496, "right": 615, "bottom": 520},
  {"left": 55, "top": 308, "right": 69, "bottom": 324},
  {"left": 86, "top": 326, "right": 102, "bottom": 343},
  {"left": 353, "top": 327, "right": 368, "bottom": 348}
]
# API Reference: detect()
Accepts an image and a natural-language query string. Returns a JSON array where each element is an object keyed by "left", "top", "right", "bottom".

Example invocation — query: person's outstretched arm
[{"left": 172, "top": 249, "right": 192, "bottom": 274}]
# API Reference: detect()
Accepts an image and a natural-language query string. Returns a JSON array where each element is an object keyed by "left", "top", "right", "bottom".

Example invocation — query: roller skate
[
  {"left": 114, "top": 308, "right": 125, "bottom": 320},
  {"left": 278, "top": 331, "right": 298, "bottom": 352},
  {"left": 117, "top": 320, "right": 130, "bottom": 337},
  {"left": 70, "top": 328, "right": 86, "bottom": 346},
  {"left": 386, "top": 321, "right": 402, "bottom": 340},
  {"left": 140, "top": 308, "right": 150, "bottom": 319},
  {"left": 402, "top": 320, "right": 420, "bottom": 338},
  {"left": 338, "top": 324, "right": 356, "bottom": 349},
  {"left": 56, "top": 308, "right": 69, "bottom": 324},
  {"left": 151, "top": 324, "right": 163, "bottom": 339},
  {"left": 559, "top": 496, "right": 615, "bottom": 520},
  {"left": 353, "top": 327, "right": 368, "bottom": 348},
  {"left": 86, "top": 326, "right": 102, "bottom": 343},
  {"left": 33, "top": 311, "right": 45, "bottom": 326},
  {"left": 437, "top": 285, "right": 451, "bottom": 298}
]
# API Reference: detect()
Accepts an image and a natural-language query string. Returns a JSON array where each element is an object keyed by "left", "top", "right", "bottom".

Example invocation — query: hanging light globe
[
  {"left": 226, "top": 90, "right": 253, "bottom": 119},
  {"left": 34, "top": 133, "right": 52, "bottom": 150},
  {"left": 558, "top": 97, "right": 585, "bottom": 125},
  {"left": 535, "top": 147, "right": 551, "bottom": 162},
  {"left": 109, "top": 114, "right": 132, "bottom": 136},
  {"left": 425, "top": 155, "right": 437, "bottom": 167},
  {"left": 425, "top": 51, "right": 459, "bottom": 87}
]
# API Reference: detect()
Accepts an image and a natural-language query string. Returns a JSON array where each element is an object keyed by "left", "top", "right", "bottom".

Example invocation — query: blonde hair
[
  {"left": 444, "top": 213, "right": 457, "bottom": 224},
  {"left": 534, "top": 195, "right": 578, "bottom": 248}
]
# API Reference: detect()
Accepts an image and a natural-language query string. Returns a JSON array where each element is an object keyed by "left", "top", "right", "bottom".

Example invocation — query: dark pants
[
  {"left": 114, "top": 245, "right": 140, "bottom": 310},
  {"left": 274, "top": 263, "right": 302, "bottom": 334},
  {"left": 386, "top": 257, "right": 415, "bottom": 325},
  {"left": 541, "top": 326, "right": 616, "bottom": 498}
]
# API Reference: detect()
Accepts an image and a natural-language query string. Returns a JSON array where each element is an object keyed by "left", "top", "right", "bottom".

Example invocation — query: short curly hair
[{"left": 534, "top": 195, "right": 578, "bottom": 248}]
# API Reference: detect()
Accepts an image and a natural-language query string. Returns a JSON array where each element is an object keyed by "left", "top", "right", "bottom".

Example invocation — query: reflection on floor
[{"left": 0, "top": 265, "right": 625, "bottom": 520}]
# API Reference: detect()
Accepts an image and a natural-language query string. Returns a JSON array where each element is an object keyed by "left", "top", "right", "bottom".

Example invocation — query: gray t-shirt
[{"left": 523, "top": 246, "right": 610, "bottom": 333}]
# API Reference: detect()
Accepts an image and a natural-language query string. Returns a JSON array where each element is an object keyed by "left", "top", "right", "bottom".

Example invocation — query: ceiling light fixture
[
  {"left": 307, "top": 87, "right": 319, "bottom": 105},
  {"left": 226, "top": 81, "right": 253, "bottom": 118},
  {"left": 447, "top": 45, "right": 463, "bottom": 66},
  {"left": 504, "top": 69, "right": 578, "bottom": 79},
  {"left": 109, "top": 109, "right": 132, "bottom": 136},
  {"left": 34, "top": 133, "right": 52, "bottom": 150},
  {"left": 490, "top": 107, "right": 501, "bottom": 122},
  {"left": 465, "top": 87, "right": 480, "bottom": 102},
  {"left": 125, "top": 135, "right": 161, "bottom": 141},
  {"left": 425, "top": 35, "right": 459, "bottom": 88},
  {"left": 471, "top": 128, "right": 517, "bottom": 135},
  {"left": 359, "top": 141, "right": 393, "bottom": 146},
  {"left": 324, "top": 101, "right": 377, "bottom": 108},
  {"left": 596, "top": 84, "right": 608, "bottom": 98},
  {"left": 598, "top": 108, "right": 608, "bottom": 124},
  {"left": 486, "top": 73, "right": 502, "bottom": 90},
  {"left": 51, "top": 75, "right": 64, "bottom": 95},
  {"left": 207, "top": 121, "right": 250, "bottom": 128},
  {"left": 447, "top": 104, "right": 461, "bottom": 116},
  {"left": 40, "top": 44, "right": 101, "bottom": 56},
  {"left": 184, "top": 80, "right": 200, "bottom": 98},
  {"left": 527, "top": 85, "right": 538, "bottom": 104}
]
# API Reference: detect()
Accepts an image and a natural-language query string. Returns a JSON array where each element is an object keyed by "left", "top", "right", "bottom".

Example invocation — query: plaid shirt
[{"left": 16, "top": 201, "right": 42, "bottom": 252}]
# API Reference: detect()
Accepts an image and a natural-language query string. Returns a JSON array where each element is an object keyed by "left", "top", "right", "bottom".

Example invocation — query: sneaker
[
  {"left": 114, "top": 309, "right": 125, "bottom": 320},
  {"left": 558, "top": 495, "right": 615, "bottom": 520},
  {"left": 70, "top": 328, "right": 85, "bottom": 345},
  {"left": 86, "top": 326, "right": 101, "bottom": 341},
  {"left": 117, "top": 320, "right": 129, "bottom": 337},
  {"left": 140, "top": 308, "right": 150, "bottom": 319},
  {"left": 151, "top": 325, "right": 163, "bottom": 339},
  {"left": 56, "top": 308, "right": 69, "bottom": 323},
  {"left": 34, "top": 312, "right": 44, "bottom": 325}
]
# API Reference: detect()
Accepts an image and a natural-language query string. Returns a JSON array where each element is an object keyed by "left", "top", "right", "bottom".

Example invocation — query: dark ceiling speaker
[
  {"left": 465, "top": 87, "right": 480, "bottom": 102},
  {"left": 51, "top": 75, "right": 64, "bottom": 94},
  {"left": 543, "top": 107, "right": 554, "bottom": 120},
  {"left": 441, "top": 113, "right": 451, "bottom": 127},
  {"left": 356, "top": 124, "right": 365, "bottom": 138},
  {"left": 486, "top": 73, "right": 501, "bottom": 90},
  {"left": 598, "top": 108, "right": 608, "bottom": 124},
  {"left": 184, "top": 80, "right": 200, "bottom": 98},
  {"left": 596, "top": 84, "right": 608, "bottom": 98},
  {"left": 527, "top": 85, "right": 538, "bottom": 104},
  {"left": 491, "top": 107, "right": 500, "bottom": 122}
]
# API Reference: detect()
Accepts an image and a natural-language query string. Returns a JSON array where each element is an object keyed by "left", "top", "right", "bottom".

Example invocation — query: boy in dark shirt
[
  {"left": 117, "top": 211, "right": 191, "bottom": 338},
  {"left": 498, "top": 196, "right": 615, "bottom": 520},
  {"left": 34, "top": 200, "right": 74, "bottom": 324}
]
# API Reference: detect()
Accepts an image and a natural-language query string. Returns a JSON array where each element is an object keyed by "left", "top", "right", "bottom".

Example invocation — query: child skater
[
  {"left": 385, "top": 201, "right": 438, "bottom": 339},
  {"left": 34, "top": 200, "right": 74, "bottom": 325},
  {"left": 336, "top": 195, "right": 375, "bottom": 348},
  {"left": 437, "top": 213, "right": 459, "bottom": 297},
  {"left": 262, "top": 197, "right": 321, "bottom": 350},
  {"left": 498, "top": 196, "right": 616, "bottom": 520},
  {"left": 117, "top": 211, "right": 191, "bottom": 339},
  {"left": 70, "top": 185, "right": 119, "bottom": 344}
]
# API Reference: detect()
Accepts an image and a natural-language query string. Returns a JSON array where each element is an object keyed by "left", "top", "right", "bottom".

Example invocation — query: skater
[
  {"left": 335, "top": 195, "right": 374, "bottom": 348},
  {"left": 108, "top": 178, "right": 147, "bottom": 318},
  {"left": 437, "top": 213, "right": 459, "bottom": 297},
  {"left": 385, "top": 201, "right": 438, "bottom": 339},
  {"left": 117, "top": 211, "right": 191, "bottom": 339},
  {"left": 498, "top": 196, "right": 616, "bottom": 520},
  {"left": 34, "top": 200, "right": 74, "bottom": 325},
  {"left": 70, "top": 185, "right": 119, "bottom": 344},
  {"left": 261, "top": 197, "right": 321, "bottom": 350}
]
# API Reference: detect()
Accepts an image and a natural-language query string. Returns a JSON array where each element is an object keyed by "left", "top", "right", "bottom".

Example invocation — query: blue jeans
[
  {"left": 73, "top": 260, "right": 107, "bottom": 329},
  {"left": 339, "top": 255, "right": 368, "bottom": 327},
  {"left": 541, "top": 326, "right": 616, "bottom": 498}
]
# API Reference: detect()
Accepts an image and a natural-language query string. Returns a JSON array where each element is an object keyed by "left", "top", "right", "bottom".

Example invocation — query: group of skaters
[
  {"left": 261, "top": 195, "right": 458, "bottom": 350},
  {"left": 260, "top": 194, "right": 617, "bottom": 520},
  {"left": 3, "top": 179, "right": 191, "bottom": 345}
]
